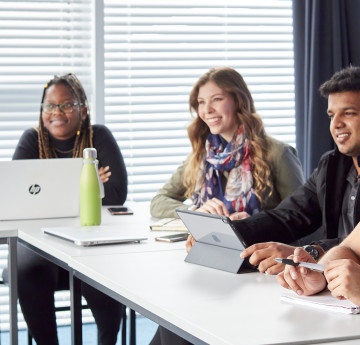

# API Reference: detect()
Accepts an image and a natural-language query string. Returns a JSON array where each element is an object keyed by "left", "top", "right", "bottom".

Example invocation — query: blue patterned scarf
[{"left": 193, "top": 126, "right": 260, "bottom": 215}]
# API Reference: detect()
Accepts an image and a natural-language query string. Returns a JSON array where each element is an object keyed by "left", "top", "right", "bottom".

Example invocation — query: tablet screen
[{"left": 176, "top": 209, "right": 247, "bottom": 251}]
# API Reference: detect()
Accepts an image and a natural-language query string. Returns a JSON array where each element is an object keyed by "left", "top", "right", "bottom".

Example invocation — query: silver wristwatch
[{"left": 303, "top": 245, "right": 319, "bottom": 260}]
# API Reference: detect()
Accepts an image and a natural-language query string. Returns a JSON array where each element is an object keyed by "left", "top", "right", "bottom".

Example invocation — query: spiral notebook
[{"left": 281, "top": 290, "right": 360, "bottom": 314}]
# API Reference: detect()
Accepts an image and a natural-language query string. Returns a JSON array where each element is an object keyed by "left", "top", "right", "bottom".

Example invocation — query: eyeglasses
[{"left": 41, "top": 103, "right": 79, "bottom": 114}]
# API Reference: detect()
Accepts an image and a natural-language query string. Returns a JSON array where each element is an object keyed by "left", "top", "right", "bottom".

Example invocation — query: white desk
[
  {"left": 9, "top": 204, "right": 185, "bottom": 263},
  {"left": 318, "top": 341, "right": 360, "bottom": 345},
  {"left": 0, "top": 227, "right": 18, "bottom": 345},
  {"left": 5, "top": 204, "right": 360, "bottom": 345},
  {"left": 70, "top": 250, "right": 360, "bottom": 345},
  {"left": 0, "top": 204, "right": 184, "bottom": 344}
]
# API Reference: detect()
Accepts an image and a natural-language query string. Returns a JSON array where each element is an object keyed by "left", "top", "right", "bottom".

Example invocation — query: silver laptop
[
  {"left": 0, "top": 158, "right": 83, "bottom": 220},
  {"left": 42, "top": 226, "right": 148, "bottom": 246}
]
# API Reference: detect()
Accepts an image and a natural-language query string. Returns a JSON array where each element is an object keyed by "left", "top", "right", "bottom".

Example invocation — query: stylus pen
[{"left": 274, "top": 258, "right": 325, "bottom": 272}]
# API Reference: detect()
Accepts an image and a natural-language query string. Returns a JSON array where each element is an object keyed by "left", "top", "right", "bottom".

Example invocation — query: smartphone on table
[
  {"left": 107, "top": 206, "right": 134, "bottom": 215},
  {"left": 155, "top": 233, "right": 189, "bottom": 242}
]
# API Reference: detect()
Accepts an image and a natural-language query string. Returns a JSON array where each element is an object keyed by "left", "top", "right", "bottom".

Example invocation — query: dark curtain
[{"left": 293, "top": 0, "right": 360, "bottom": 178}]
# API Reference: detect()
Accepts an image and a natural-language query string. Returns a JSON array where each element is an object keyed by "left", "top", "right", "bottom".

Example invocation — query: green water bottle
[{"left": 80, "top": 148, "right": 102, "bottom": 226}]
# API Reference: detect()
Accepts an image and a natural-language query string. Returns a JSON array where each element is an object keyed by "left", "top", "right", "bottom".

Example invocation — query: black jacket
[{"left": 234, "top": 149, "right": 360, "bottom": 250}]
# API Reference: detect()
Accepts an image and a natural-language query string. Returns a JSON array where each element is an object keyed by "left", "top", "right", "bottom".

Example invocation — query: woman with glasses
[
  {"left": 11, "top": 73, "right": 127, "bottom": 345},
  {"left": 14, "top": 73, "right": 127, "bottom": 202}
]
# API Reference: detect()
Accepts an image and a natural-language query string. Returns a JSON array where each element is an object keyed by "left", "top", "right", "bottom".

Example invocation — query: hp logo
[{"left": 29, "top": 184, "right": 41, "bottom": 195}]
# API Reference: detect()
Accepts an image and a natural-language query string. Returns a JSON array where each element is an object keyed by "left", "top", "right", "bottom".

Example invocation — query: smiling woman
[
  {"left": 41, "top": 83, "right": 85, "bottom": 141},
  {"left": 13, "top": 73, "right": 128, "bottom": 203},
  {"left": 149, "top": 66, "right": 305, "bottom": 345},
  {"left": 9, "top": 73, "right": 128, "bottom": 345},
  {"left": 150, "top": 67, "right": 305, "bottom": 220},
  {"left": 197, "top": 81, "right": 237, "bottom": 142}
]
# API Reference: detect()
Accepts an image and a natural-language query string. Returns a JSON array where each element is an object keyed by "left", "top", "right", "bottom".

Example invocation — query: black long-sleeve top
[{"left": 13, "top": 124, "right": 128, "bottom": 205}]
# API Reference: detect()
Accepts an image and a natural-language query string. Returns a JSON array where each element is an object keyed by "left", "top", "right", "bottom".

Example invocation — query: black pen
[{"left": 274, "top": 258, "right": 325, "bottom": 272}]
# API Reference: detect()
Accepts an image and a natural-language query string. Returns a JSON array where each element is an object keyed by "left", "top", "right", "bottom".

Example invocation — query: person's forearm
[
  {"left": 318, "top": 246, "right": 360, "bottom": 265},
  {"left": 150, "top": 194, "right": 188, "bottom": 218}
]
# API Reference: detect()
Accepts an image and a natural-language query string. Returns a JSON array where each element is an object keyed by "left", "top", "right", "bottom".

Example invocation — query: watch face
[{"left": 304, "top": 245, "right": 319, "bottom": 260}]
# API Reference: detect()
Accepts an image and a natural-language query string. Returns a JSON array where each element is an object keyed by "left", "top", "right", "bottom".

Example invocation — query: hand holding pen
[
  {"left": 276, "top": 247, "right": 327, "bottom": 296},
  {"left": 274, "top": 258, "right": 325, "bottom": 272}
]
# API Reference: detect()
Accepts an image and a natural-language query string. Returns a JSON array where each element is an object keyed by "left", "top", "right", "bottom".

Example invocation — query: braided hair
[{"left": 38, "top": 73, "right": 93, "bottom": 158}]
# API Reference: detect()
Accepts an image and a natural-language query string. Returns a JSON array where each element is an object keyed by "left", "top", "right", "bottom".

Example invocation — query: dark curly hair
[{"left": 319, "top": 66, "right": 360, "bottom": 98}]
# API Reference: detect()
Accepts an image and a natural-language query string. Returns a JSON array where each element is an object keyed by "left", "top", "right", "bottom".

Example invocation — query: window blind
[
  {"left": 0, "top": 0, "right": 295, "bottom": 333},
  {"left": 103, "top": 0, "right": 295, "bottom": 202},
  {"left": 0, "top": 0, "right": 94, "bottom": 331},
  {"left": 0, "top": 0, "right": 93, "bottom": 161}
]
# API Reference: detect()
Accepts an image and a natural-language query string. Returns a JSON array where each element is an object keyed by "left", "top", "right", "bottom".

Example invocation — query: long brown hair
[
  {"left": 184, "top": 66, "right": 273, "bottom": 204},
  {"left": 38, "top": 73, "right": 93, "bottom": 158}
]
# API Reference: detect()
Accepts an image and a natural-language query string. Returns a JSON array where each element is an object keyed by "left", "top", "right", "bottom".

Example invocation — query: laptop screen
[{"left": 0, "top": 158, "right": 82, "bottom": 220}]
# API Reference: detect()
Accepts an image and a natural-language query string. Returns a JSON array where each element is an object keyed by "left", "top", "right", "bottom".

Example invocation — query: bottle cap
[{"left": 83, "top": 148, "right": 97, "bottom": 159}]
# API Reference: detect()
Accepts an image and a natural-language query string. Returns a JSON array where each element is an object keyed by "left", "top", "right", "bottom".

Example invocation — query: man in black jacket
[
  {"left": 186, "top": 66, "right": 360, "bottom": 274},
  {"left": 237, "top": 65, "right": 360, "bottom": 274}
]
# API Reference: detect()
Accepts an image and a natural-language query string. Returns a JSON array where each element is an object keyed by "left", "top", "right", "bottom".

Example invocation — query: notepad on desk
[
  {"left": 149, "top": 218, "right": 188, "bottom": 232},
  {"left": 281, "top": 290, "right": 360, "bottom": 314}
]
